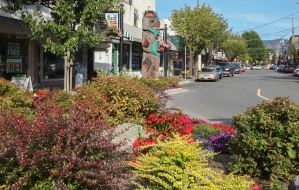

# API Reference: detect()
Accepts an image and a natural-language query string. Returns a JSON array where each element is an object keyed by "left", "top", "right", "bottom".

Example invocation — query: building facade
[
  {"left": 94, "top": 0, "right": 156, "bottom": 77},
  {"left": 0, "top": 0, "right": 156, "bottom": 87}
]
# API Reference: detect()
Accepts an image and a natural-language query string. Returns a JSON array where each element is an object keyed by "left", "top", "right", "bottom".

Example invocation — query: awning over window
[{"left": 123, "top": 23, "right": 142, "bottom": 43}]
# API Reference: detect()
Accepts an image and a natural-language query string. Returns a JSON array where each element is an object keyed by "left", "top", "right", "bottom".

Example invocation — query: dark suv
[{"left": 215, "top": 62, "right": 234, "bottom": 77}]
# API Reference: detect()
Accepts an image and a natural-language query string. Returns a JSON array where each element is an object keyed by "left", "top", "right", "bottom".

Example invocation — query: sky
[{"left": 157, "top": 0, "right": 299, "bottom": 41}]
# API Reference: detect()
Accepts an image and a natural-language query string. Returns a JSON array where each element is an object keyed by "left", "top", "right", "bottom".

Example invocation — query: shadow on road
[{"left": 259, "top": 75, "right": 299, "bottom": 82}]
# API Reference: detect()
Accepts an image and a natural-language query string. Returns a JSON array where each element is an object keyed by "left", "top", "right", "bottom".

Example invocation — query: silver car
[
  {"left": 294, "top": 65, "right": 299, "bottom": 77},
  {"left": 197, "top": 67, "right": 220, "bottom": 82}
]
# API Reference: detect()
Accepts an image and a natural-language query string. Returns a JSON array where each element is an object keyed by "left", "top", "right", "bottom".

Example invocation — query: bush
[
  {"left": 0, "top": 78, "right": 33, "bottom": 116},
  {"left": 133, "top": 112, "right": 195, "bottom": 155},
  {"left": 130, "top": 134, "right": 253, "bottom": 190},
  {"left": 138, "top": 76, "right": 180, "bottom": 90},
  {"left": 193, "top": 124, "right": 220, "bottom": 139},
  {"left": 230, "top": 97, "right": 299, "bottom": 188},
  {"left": 192, "top": 120, "right": 236, "bottom": 153},
  {"left": 0, "top": 91, "right": 131, "bottom": 189},
  {"left": 75, "top": 76, "right": 160, "bottom": 125}
]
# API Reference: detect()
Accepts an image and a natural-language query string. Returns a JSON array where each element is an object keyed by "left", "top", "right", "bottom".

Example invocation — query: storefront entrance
[{"left": 0, "top": 32, "right": 28, "bottom": 80}]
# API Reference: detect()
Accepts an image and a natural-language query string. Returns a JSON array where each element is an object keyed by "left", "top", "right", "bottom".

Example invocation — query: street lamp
[{"left": 119, "top": 4, "right": 124, "bottom": 72}]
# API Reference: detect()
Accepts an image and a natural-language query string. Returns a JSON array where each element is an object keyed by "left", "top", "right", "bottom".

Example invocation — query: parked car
[
  {"left": 197, "top": 67, "right": 220, "bottom": 82},
  {"left": 232, "top": 63, "right": 241, "bottom": 74},
  {"left": 252, "top": 65, "right": 262, "bottom": 70},
  {"left": 211, "top": 65, "right": 223, "bottom": 79},
  {"left": 243, "top": 64, "right": 251, "bottom": 70},
  {"left": 277, "top": 65, "right": 285, "bottom": 72},
  {"left": 241, "top": 64, "right": 246, "bottom": 72},
  {"left": 269, "top": 65, "right": 278, "bottom": 70},
  {"left": 294, "top": 65, "right": 299, "bottom": 77},
  {"left": 282, "top": 65, "right": 295, "bottom": 73},
  {"left": 215, "top": 62, "right": 234, "bottom": 77}
]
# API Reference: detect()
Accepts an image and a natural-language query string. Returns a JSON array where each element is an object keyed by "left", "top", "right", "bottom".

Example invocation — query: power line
[{"left": 237, "top": 11, "right": 299, "bottom": 33}]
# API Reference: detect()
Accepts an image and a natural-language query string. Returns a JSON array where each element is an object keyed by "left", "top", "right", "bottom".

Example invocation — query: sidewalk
[{"left": 164, "top": 79, "right": 194, "bottom": 95}]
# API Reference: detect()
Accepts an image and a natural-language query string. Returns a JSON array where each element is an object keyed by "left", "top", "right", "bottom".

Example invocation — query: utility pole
[
  {"left": 197, "top": 0, "right": 199, "bottom": 7},
  {"left": 291, "top": 16, "right": 295, "bottom": 65}
]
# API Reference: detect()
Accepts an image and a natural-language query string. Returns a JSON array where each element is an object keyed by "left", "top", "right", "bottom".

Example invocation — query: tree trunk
[
  {"left": 64, "top": 50, "right": 74, "bottom": 92},
  {"left": 189, "top": 49, "right": 195, "bottom": 77}
]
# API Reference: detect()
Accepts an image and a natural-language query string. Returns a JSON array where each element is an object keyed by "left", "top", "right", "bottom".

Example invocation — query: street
[{"left": 167, "top": 70, "right": 299, "bottom": 124}]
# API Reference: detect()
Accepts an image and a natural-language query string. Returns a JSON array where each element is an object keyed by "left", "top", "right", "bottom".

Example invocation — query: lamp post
[
  {"left": 119, "top": 4, "right": 124, "bottom": 72},
  {"left": 163, "top": 24, "right": 168, "bottom": 77}
]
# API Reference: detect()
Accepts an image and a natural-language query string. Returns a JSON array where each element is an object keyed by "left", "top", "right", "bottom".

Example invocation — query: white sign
[{"left": 11, "top": 76, "right": 33, "bottom": 92}]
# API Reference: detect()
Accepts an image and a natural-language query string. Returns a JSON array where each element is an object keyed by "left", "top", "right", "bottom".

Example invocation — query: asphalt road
[{"left": 167, "top": 70, "right": 299, "bottom": 124}]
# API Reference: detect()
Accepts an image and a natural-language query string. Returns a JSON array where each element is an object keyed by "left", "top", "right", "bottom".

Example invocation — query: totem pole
[{"left": 142, "top": 11, "right": 164, "bottom": 78}]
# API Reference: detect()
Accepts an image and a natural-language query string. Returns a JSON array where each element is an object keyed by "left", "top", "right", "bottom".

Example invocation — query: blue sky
[{"left": 157, "top": 0, "right": 299, "bottom": 40}]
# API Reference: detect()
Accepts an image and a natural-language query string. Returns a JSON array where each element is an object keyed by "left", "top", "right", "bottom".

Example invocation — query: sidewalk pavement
[{"left": 164, "top": 79, "right": 194, "bottom": 95}]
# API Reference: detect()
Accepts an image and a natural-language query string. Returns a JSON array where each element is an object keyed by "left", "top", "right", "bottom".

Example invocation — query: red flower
[
  {"left": 252, "top": 184, "right": 261, "bottom": 190},
  {"left": 133, "top": 138, "right": 142, "bottom": 149},
  {"left": 37, "top": 90, "right": 46, "bottom": 98}
]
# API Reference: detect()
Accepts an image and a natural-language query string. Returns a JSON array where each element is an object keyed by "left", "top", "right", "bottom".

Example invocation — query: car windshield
[
  {"left": 217, "top": 62, "right": 230, "bottom": 67},
  {"left": 202, "top": 68, "right": 214, "bottom": 72}
]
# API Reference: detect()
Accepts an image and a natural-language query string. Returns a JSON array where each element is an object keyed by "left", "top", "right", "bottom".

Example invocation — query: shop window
[
  {"left": 0, "top": 46, "right": 5, "bottom": 75},
  {"left": 122, "top": 44, "right": 130, "bottom": 71},
  {"left": 132, "top": 42, "right": 142, "bottom": 70},
  {"left": 6, "top": 42, "right": 23, "bottom": 73},
  {"left": 43, "top": 52, "right": 64, "bottom": 79}
]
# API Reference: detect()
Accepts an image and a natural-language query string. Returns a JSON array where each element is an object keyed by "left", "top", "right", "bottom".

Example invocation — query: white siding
[{"left": 123, "top": 0, "right": 156, "bottom": 29}]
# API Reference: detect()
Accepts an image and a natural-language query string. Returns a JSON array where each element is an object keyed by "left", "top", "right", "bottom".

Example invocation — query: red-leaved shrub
[
  {"left": 133, "top": 112, "right": 194, "bottom": 155},
  {"left": 0, "top": 91, "right": 131, "bottom": 189}
]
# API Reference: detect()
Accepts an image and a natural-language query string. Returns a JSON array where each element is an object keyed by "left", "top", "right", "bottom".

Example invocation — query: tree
[
  {"left": 3, "top": 0, "right": 120, "bottom": 91},
  {"left": 171, "top": 5, "right": 228, "bottom": 76},
  {"left": 222, "top": 34, "right": 247, "bottom": 61},
  {"left": 242, "top": 31, "right": 267, "bottom": 64},
  {"left": 290, "top": 43, "right": 297, "bottom": 64}
]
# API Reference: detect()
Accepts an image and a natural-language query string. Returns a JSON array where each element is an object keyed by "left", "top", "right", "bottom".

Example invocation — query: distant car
[
  {"left": 215, "top": 62, "right": 234, "bottom": 77},
  {"left": 241, "top": 64, "right": 246, "bottom": 72},
  {"left": 277, "top": 65, "right": 285, "bottom": 72},
  {"left": 243, "top": 64, "right": 251, "bottom": 70},
  {"left": 282, "top": 65, "right": 295, "bottom": 73},
  {"left": 197, "top": 67, "right": 220, "bottom": 82},
  {"left": 294, "top": 65, "right": 299, "bottom": 77},
  {"left": 252, "top": 65, "right": 262, "bottom": 70},
  {"left": 269, "top": 65, "right": 278, "bottom": 70},
  {"left": 211, "top": 65, "right": 223, "bottom": 79},
  {"left": 232, "top": 63, "right": 241, "bottom": 74}
]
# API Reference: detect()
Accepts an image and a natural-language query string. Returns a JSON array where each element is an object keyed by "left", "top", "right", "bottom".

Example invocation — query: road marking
[{"left": 257, "top": 89, "right": 271, "bottom": 101}]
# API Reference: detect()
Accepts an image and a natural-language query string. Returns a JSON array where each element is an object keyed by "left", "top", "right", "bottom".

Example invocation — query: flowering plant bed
[
  {"left": 133, "top": 112, "right": 194, "bottom": 156},
  {"left": 192, "top": 119, "right": 236, "bottom": 153}
]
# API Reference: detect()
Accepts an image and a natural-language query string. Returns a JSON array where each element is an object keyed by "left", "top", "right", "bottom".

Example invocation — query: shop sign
[
  {"left": 6, "top": 42, "right": 22, "bottom": 73},
  {"left": 7, "top": 42, "right": 21, "bottom": 59},
  {"left": 105, "top": 13, "right": 119, "bottom": 28}
]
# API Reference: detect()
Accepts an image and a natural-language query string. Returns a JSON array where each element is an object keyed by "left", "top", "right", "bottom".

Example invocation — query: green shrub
[
  {"left": 230, "top": 97, "right": 299, "bottom": 188},
  {"left": 55, "top": 90, "right": 73, "bottom": 112},
  {"left": 75, "top": 76, "right": 160, "bottom": 125},
  {"left": 0, "top": 78, "right": 33, "bottom": 116},
  {"left": 130, "top": 134, "right": 253, "bottom": 190},
  {"left": 193, "top": 124, "right": 220, "bottom": 139},
  {"left": 138, "top": 76, "right": 180, "bottom": 89}
]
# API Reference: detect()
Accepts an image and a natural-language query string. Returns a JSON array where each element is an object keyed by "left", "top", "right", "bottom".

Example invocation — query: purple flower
[{"left": 205, "top": 133, "right": 232, "bottom": 153}]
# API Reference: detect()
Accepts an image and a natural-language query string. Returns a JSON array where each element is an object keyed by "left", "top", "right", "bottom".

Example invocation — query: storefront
[{"left": 0, "top": 15, "right": 39, "bottom": 85}]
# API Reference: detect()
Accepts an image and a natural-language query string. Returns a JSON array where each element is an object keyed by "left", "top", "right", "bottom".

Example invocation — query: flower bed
[
  {"left": 133, "top": 112, "right": 194, "bottom": 156},
  {"left": 193, "top": 119, "right": 236, "bottom": 153}
]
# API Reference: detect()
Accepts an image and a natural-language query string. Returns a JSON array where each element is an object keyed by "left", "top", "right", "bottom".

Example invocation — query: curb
[
  {"left": 164, "top": 88, "right": 187, "bottom": 95},
  {"left": 178, "top": 80, "right": 192, "bottom": 86}
]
